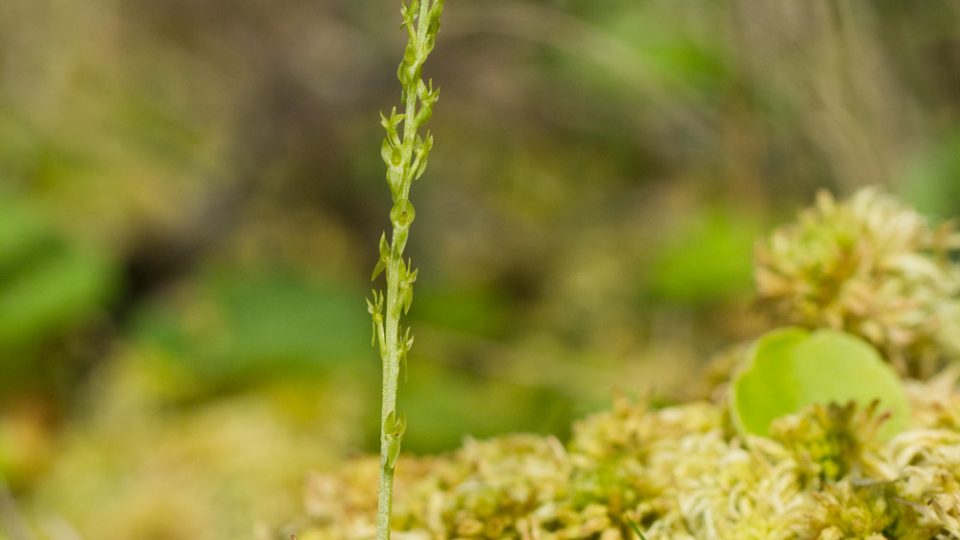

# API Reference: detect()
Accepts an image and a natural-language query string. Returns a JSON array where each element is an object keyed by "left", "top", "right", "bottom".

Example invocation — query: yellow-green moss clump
[
  {"left": 274, "top": 189, "right": 960, "bottom": 539},
  {"left": 755, "top": 188, "right": 960, "bottom": 377},
  {"left": 277, "top": 374, "right": 960, "bottom": 540}
]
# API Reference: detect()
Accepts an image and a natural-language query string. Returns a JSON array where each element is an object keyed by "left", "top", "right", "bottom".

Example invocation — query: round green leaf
[{"left": 730, "top": 328, "right": 910, "bottom": 440}]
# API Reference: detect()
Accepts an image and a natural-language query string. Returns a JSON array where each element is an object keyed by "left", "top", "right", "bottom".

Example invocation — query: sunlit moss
[
  {"left": 278, "top": 189, "right": 960, "bottom": 538},
  {"left": 278, "top": 382, "right": 960, "bottom": 539},
  {"left": 755, "top": 188, "right": 960, "bottom": 377},
  {"left": 768, "top": 401, "right": 886, "bottom": 485}
]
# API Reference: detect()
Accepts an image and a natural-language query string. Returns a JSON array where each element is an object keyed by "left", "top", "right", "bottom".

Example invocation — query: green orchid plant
[{"left": 367, "top": 1, "right": 444, "bottom": 538}]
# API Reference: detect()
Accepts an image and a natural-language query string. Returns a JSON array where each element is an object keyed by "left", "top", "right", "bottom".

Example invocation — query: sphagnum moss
[
  {"left": 280, "top": 190, "right": 960, "bottom": 539},
  {"left": 287, "top": 383, "right": 960, "bottom": 539},
  {"left": 755, "top": 188, "right": 960, "bottom": 377},
  {"left": 368, "top": 2, "right": 444, "bottom": 539}
]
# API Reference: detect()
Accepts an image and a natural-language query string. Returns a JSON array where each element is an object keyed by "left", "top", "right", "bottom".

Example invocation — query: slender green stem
[
  {"left": 368, "top": 2, "right": 443, "bottom": 539},
  {"left": 376, "top": 257, "right": 400, "bottom": 538}
]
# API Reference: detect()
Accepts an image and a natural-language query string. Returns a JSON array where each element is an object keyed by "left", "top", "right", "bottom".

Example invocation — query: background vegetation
[{"left": 1, "top": 1, "right": 959, "bottom": 538}]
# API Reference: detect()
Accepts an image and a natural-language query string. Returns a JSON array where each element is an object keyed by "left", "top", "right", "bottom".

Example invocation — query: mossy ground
[
  {"left": 277, "top": 372, "right": 960, "bottom": 539},
  {"left": 274, "top": 188, "right": 960, "bottom": 540}
]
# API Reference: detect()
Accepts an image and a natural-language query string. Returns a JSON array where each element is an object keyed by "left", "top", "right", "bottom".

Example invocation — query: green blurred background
[{"left": 1, "top": 0, "right": 959, "bottom": 538}]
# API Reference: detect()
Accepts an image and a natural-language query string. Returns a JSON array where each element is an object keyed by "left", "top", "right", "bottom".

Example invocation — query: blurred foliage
[
  {"left": 0, "top": 0, "right": 958, "bottom": 538},
  {"left": 0, "top": 202, "right": 116, "bottom": 352},
  {"left": 645, "top": 207, "right": 762, "bottom": 304},
  {"left": 26, "top": 354, "right": 361, "bottom": 540},
  {"left": 903, "top": 132, "right": 960, "bottom": 220},
  {"left": 133, "top": 269, "right": 370, "bottom": 389}
]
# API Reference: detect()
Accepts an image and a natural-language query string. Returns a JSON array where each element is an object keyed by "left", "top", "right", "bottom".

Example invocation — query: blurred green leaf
[
  {"left": 901, "top": 132, "right": 960, "bottom": 220},
  {"left": 0, "top": 203, "right": 50, "bottom": 276},
  {"left": 0, "top": 202, "right": 116, "bottom": 350},
  {"left": 730, "top": 328, "right": 909, "bottom": 439},
  {"left": 395, "top": 360, "right": 571, "bottom": 453},
  {"left": 135, "top": 270, "right": 370, "bottom": 386},
  {"left": 646, "top": 209, "right": 761, "bottom": 304},
  {"left": 413, "top": 285, "right": 510, "bottom": 338}
]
